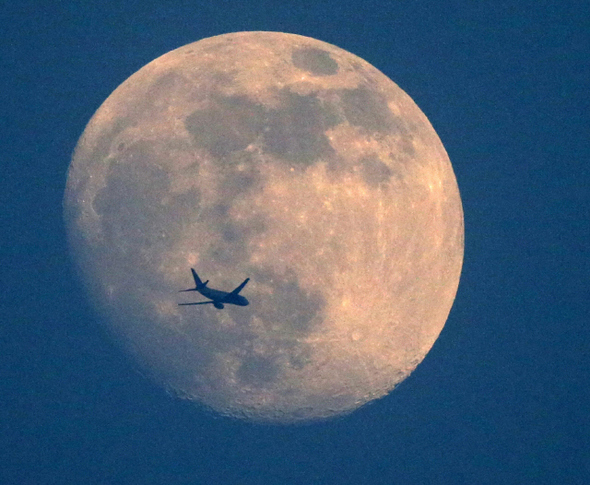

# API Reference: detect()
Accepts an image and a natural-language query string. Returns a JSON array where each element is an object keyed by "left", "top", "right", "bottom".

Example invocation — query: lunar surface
[{"left": 64, "top": 32, "right": 463, "bottom": 423}]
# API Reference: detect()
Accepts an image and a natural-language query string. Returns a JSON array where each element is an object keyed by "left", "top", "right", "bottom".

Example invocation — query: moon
[{"left": 64, "top": 32, "right": 463, "bottom": 423}]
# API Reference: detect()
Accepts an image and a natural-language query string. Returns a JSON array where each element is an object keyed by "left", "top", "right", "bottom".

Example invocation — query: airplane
[{"left": 178, "top": 269, "right": 250, "bottom": 309}]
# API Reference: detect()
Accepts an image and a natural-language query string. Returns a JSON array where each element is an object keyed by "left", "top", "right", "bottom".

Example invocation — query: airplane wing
[
  {"left": 228, "top": 278, "right": 250, "bottom": 296},
  {"left": 178, "top": 301, "right": 215, "bottom": 306}
]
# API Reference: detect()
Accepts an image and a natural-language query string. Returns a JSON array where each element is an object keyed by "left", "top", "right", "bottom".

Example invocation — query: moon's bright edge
[{"left": 64, "top": 32, "right": 463, "bottom": 423}]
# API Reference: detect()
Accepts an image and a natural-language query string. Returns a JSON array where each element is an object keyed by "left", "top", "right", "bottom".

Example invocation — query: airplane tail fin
[
  {"left": 179, "top": 269, "right": 208, "bottom": 292},
  {"left": 191, "top": 269, "right": 208, "bottom": 289}
]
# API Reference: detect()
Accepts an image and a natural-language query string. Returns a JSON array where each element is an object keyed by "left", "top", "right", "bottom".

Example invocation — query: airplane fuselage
[{"left": 198, "top": 287, "right": 249, "bottom": 306}]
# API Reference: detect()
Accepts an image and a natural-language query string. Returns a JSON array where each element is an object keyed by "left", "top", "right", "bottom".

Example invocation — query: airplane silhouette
[{"left": 178, "top": 269, "right": 250, "bottom": 309}]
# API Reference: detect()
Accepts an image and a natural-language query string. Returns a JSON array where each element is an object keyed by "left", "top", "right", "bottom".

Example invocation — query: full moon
[{"left": 64, "top": 32, "right": 463, "bottom": 423}]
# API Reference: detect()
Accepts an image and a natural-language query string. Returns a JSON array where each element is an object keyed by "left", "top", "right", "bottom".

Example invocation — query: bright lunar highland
[{"left": 64, "top": 32, "right": 464, "bottom": 423}]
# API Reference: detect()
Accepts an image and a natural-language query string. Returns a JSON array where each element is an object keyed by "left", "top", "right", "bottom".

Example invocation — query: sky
[{"left": 2, "top": 1, "right": 589, "bottom": 484}]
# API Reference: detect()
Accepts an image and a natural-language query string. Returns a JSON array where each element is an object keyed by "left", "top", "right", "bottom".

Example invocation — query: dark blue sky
[{"left": 2, "top": 1, "right": 588, "bottom": 484}]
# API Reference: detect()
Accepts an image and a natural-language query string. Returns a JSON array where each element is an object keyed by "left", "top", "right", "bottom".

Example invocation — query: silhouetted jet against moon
[{"left": 178, "top": 269, "right": 249, "bottom": 309}]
